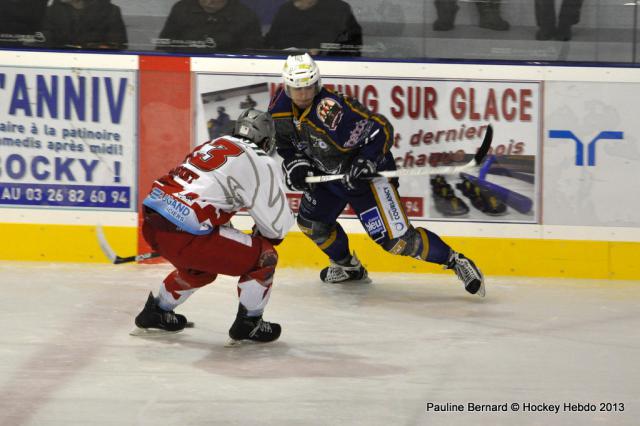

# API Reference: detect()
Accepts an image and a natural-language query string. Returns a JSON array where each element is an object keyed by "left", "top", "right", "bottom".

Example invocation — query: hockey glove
[
  {"left": 343, "top": 157, "right": 377, "bottom": 190},
  {"left": 282, "top": 155, "right": 313, "bottom": 192}
]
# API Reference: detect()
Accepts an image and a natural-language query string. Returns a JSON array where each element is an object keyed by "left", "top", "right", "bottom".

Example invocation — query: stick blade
[
  {"left": 114, "top": 255, "right": 136, "bottom": 264},
  {"left": 115, "top": 252, "right": 162, "bottom": 264},
  {"left": 474, "top": 124, "right": 493, "bottom": 166}
]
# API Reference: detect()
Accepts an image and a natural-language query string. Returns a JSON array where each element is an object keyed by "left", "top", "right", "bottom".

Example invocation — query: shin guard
[{"left": 237, "top": 240, "right": 278, "bottom": 316}]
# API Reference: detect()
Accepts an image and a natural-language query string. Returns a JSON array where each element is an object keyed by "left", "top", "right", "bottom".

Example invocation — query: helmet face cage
[
  {"left": 282, "top": 53, "right": 322, "bottom": 96},
  {"left": 233, "top": 109, "right": 276, "bottom": 155}
]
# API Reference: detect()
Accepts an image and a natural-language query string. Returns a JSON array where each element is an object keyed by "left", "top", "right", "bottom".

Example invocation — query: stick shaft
[{"left": 305, "top": 124, "right": 493, "bottom": 184}]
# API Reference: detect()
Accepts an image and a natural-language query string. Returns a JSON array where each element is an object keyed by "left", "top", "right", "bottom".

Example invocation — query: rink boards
[
  {"left": 0, "top": 51, "right": 639, "bottom": 279},
  {"left": 1, "top": 214, "right": 638, "bottom": 280}
]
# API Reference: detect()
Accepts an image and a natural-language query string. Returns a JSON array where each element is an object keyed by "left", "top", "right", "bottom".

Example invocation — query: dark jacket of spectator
[
  {"left": 239, "top": 0, "right": 286, "bottom": 27},
  {"left": 158, "top": 0, "right": 263, "bottom": 53},
  {"left": 265, "top": 0, "right": 362, "bottom": 56},
  {"left": 41, "top": 0, "right": 127, "bottom": 49},
  {"left": 0, "top": 0, "right": 48, "bottom": 47},
  {"left": 535, "top": 0, "right": 584, "bottom": 41}
]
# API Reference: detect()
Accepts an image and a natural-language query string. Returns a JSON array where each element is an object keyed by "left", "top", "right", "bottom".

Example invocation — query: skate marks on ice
[
  {"left": 0, "top": 263, "right": 150, "bottom": 426},
  {"left": 0, "top": 262, "right": 639, "bottom": 426},
  {"left": 140, "top": 334, "right": 406, "bottom": 379}
]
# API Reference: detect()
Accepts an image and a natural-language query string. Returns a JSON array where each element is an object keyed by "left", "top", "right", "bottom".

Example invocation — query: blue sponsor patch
[
  {"left": 143, "top": 188, "right": 212, "bottom": 235},
  {"left": 360, "top": 207, "right": 386, "bottom": 241}
]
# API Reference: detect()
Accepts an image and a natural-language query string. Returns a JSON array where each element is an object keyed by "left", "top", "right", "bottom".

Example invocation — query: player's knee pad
[
  {"left": 165, "top": 269, "right": 216, "bottom": 290},
  {"left": 243, "top": 238, "right": 278, "bottom": 286},
  {"left": 161, "top": 269, "right": 217, "bottom": 308},
  {"left": 381, "top": 226, "right": 427, "bottom": 258},
  {"left": 296, "top": 213, "right": 336, "bottom": 247}
]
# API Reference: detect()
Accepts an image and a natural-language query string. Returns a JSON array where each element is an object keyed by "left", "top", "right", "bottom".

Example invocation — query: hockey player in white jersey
[{"left": 133, "top": 109, "right": 295, "bottom": 345}]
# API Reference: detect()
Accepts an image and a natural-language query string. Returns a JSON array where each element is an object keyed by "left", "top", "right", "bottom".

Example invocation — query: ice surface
[{"left": 0, "top": 262, "right": 638, "bottom": 425}]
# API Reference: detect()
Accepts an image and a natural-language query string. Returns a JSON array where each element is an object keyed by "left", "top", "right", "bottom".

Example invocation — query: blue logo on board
[{"left": 548, "top": 130, "right": 623, "bottom": 166}]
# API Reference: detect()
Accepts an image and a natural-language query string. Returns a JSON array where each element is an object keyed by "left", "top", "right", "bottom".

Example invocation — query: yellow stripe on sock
[
  {"left": 318, "top": 228, "right": 338, "bottom": 250},
  {"left": 416, "top": 227, "right": 430, "bottom": 260}
]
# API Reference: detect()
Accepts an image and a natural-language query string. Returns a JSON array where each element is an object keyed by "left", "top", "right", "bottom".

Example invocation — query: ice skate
[
  {"left": 445, "top": 251, "right": 485, "bottom": 297},
  {"left": 225, "top": 305, "right": 281, "bottom": 347},
  {"left": 131, "top": 292, "right": 190, "bottom": 336},
  {"left": 320, "top": 252, "right": 370, "bottom": 283}
]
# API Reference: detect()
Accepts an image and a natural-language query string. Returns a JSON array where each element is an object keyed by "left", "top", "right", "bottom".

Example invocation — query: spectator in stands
[
  {"left": 265, "top": 0, "right": 362, "bottom": 57},
  {"left": 433, "top": 0, "right": 509, "bottom": 32},
  {"left": 239, "top": 0, "right": 286, "bottom": 29},
  {"left": 41, "top": 0, "right": 127, "bottom": 49},
  {"left": 535, "top": 0, "right": 584, "bottom": 41},
  {"left": 157, "top": 0, "right": 263, "bottom": 53},
  {"left": 0, "top": 0, "right": 48, "bottom": 47},
  {"left": 378, "top": 0, "right": 406, "bottom": 37}
]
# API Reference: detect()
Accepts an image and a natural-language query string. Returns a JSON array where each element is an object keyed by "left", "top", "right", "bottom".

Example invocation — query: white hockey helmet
[
  {"left": 233, "top": 109, "right": 276, "bottom": 155},
  {"left": 282, "top": 53, "right": 322, "bottom": 96}
]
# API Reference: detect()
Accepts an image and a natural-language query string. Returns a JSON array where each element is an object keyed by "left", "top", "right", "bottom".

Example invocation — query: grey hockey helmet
[{"left": 233, "top": 109, "right": 276, "bottom": 155}]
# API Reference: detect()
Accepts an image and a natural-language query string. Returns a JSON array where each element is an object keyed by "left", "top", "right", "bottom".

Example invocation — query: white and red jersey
[{"left": 143, "top": 136, "right": 294, "bottom": 240}]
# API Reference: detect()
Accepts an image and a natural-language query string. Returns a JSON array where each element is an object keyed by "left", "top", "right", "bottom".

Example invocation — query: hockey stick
[
  {"left": 96, "top": 225, "right": 161, "bottom": 264},
  {"left": 305, "top": 124, "right": 493, "bottom": 184}
]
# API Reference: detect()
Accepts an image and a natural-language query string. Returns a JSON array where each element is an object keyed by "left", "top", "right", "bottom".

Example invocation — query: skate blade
[
  {"left": 336, "top": 276, "right": 372, "bottom": 285},
  {"left": 476, "top": 282, "right": 486, "bottom": 297},
  {"left": 225, "top": 337, "right": 264, "bottom": 347},
  {"left": 224, "top": 338, "right": 279, "bottom": 348},
  {"left": 466, "top": 281, "right": 486, "bottom": 298},
  {"left": 185, "top": 321, "right": 195, "bottom": 328},
  {"left": 323, "top": 276, "right": 372, "bottom": 285},
  {"left": 224, "top": 338, "right": 246, "bottom": 347},
  {"left": 129, "top": 327, "right": 184, "bottom": 337}
]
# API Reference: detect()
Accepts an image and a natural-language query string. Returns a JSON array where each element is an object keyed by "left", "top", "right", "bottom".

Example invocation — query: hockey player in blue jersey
[{"left": 269, "top": 53, "right": 485, "bottom": 296}]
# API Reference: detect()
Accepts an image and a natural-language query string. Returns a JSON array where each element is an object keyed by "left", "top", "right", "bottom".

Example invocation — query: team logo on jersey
[
  {"left": 360, "top": 207, "right": 386, "bottom": 241},
  {"left": 316, "top": 98, "right": 343, "bottom": 130}
]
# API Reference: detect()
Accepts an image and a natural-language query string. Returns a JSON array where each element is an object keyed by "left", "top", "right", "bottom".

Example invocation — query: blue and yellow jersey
[{"left": 268, "top": 86, "right": 395, "bottom": 175}]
